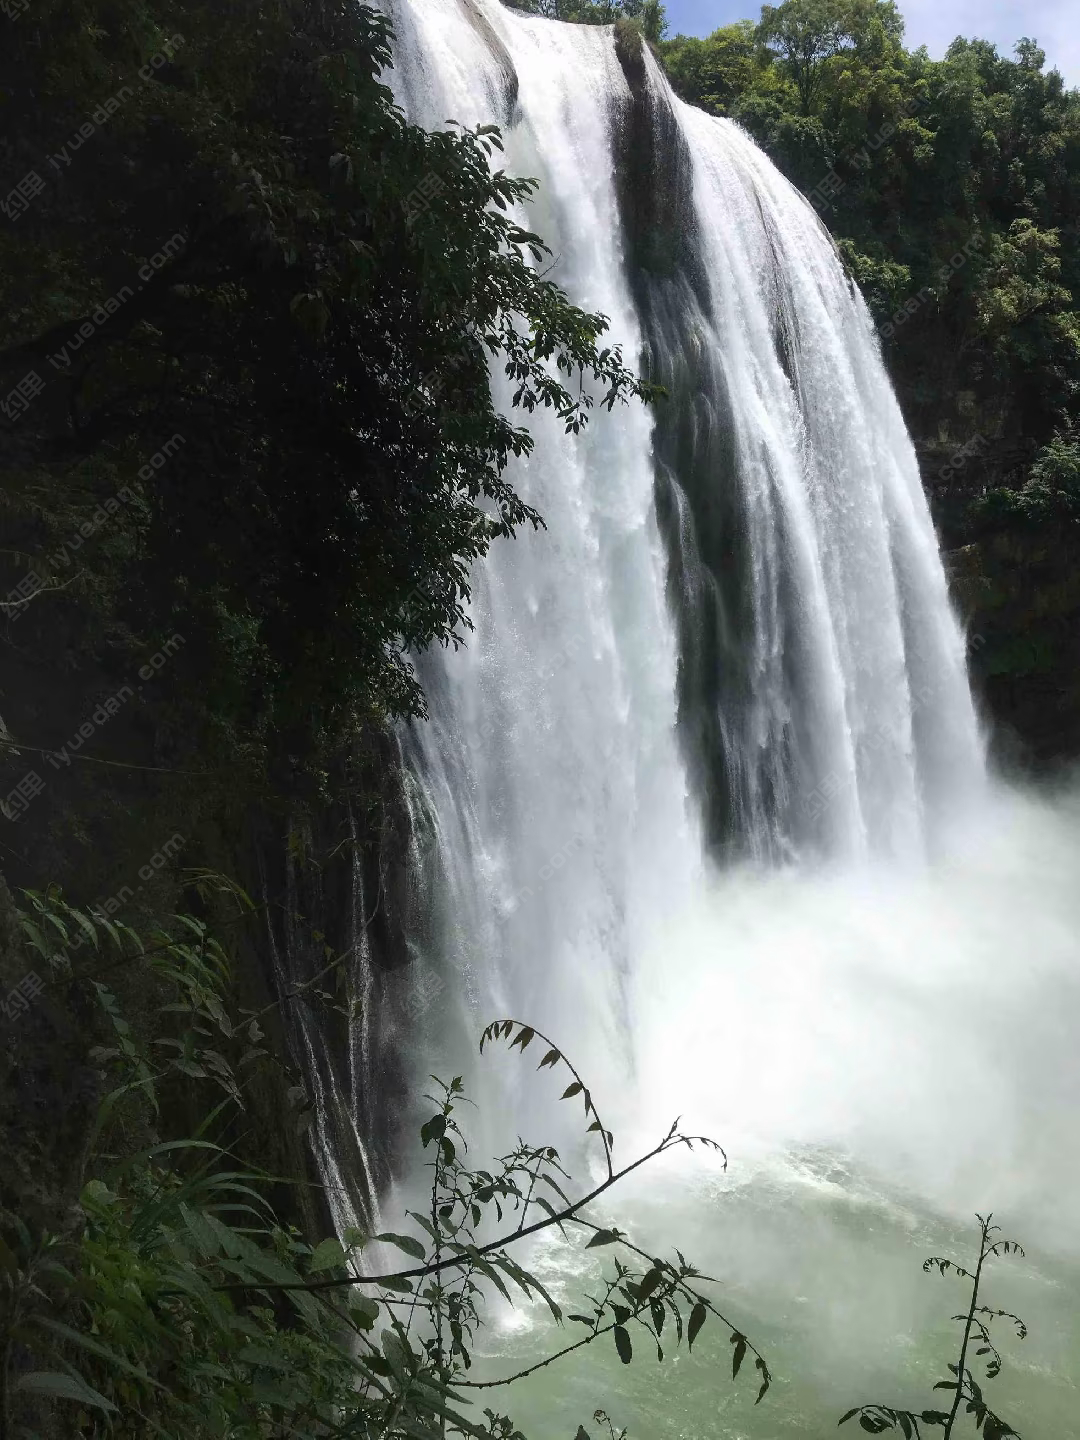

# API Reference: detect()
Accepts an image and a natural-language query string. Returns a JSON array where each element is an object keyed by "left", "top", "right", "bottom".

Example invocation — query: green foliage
[
  {"left": 839, "top": 1215, "right": 1026, "bottom": 1438},
  {"left": 971, "top": 433, "right": 1080, "bottom": 528},
  {"left": 757, "top": 0, "right": 904, "bottom": 115},
  {"left": 660, "top": 22, "right": 760, "bottom": 116},
  {"left": 1, "top": 907, "right": 769, "bottom": 1438},
  {"left": 0, "top": 1, "right": 652, "bottom": 799},
  {"left": 1025, "top": 433, "right": 1080, "bottom": 511}
]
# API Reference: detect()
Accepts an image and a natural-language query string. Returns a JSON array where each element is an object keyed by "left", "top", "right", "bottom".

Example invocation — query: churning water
[{"left": 375, "top": 3, "right": 1080, "bottom": 1431}]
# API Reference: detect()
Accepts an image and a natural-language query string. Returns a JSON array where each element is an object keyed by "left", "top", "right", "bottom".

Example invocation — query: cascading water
[
  {"left": 390, "top": 4, "right": 703, "bottom": 1142},
  {"left": 376, "top": 3, "right": 1080, "bottom": 1432},
  {"left": 645, "top": 101, "right": 985, "bottom": 862}
]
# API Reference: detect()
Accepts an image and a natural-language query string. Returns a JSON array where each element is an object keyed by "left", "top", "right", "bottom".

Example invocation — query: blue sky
[{"left": 663, "top": 0, "right": 1079, "bottom": 88}]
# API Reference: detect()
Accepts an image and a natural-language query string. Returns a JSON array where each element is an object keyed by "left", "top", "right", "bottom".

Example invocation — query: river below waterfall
[
  {"left": 460, "top": 781, "right": 1080, "bottom": 1435},
  {"left": 373, "top": 1, "right": 1080, "bottom": 1430},
  {"left": 378, "top": 778, "right": 1080, "bottom": 1434}
]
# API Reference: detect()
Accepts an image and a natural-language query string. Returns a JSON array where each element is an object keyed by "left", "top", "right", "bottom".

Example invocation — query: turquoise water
[{"left": 466, "top": 1158, "right": 1080, "bottom": 1437}]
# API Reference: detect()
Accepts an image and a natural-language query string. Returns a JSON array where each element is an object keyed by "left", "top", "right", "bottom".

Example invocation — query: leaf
[
  {"left": 31, "top": 1319, "right": 161, "bottom": 1387},
  {"left": 511, "top": 1026, "right": 534, "bottom": 1051},
  {"left": 687, "top": 1301, "right": 707, "bottom": 1351},
  {"left": 613, "top": 1325, "right": 632, "bottom": 1365},
  {"left": 180, "top": 1202, "right": 221, "bottom": 1258},
  {"left": 375, "top": 1231, "right": 426, "bottom": 1261},
  {"left": 755, "top": 1356, "right": 770, "bottom": 1404},
  {"left": 562, "top": 1082, "right": 583, "bottom": 1099},
  {"left": 310, "top": 1238, "right": 347, "bottom": 1272},
  {"left": 420, "top": 1114, "right": 446, "bottom": 1147},
  {"left": 70, "top": 909, "right": 100, "bottom": 950},
  {"left": 839, "top": 1410, "right": 859, "bottom": 1426},
  {"left": 731, "top": 1334, "right": 747, "bottom": 1378},
  {"left": 538, "top": 1048, "right": 561, "bottom": 1069},
  {"left": 349, "top": 1295, "right": 380, "bottom": 1331},
  {"left": 80, "top": 1178, "right": 119, "bottom": 1210},
  {"left": 636, "top": 1266, "right": 663, "bottom": 1302},
  {"left": 379, "top": 1274, "right": 414, "bottom": 1294},
  {"left": 15, "top": 1372, "right": 117, "bottom": 1413},
  {"left": 586, "top": 1229, "right": 619, "bottom": 1249}
]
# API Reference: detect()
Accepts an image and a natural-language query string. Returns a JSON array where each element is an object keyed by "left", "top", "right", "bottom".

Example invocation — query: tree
[
  {"left": 659, "top": 22, "right": 759, "bottom": 116},
  {"left": 972, "top": 431, "right": 1080, "bottom": 529},
  {"left": 757, "top": 0, "right": 904, "bottom": 113}
]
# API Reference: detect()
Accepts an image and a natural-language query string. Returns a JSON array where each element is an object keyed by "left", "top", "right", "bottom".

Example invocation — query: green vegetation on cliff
[
  {"left": 658, "top": 0, "right": 1080, "bottom": 498},
  {"left": 0, "top": 0, "right": 651, "bottom": 1122}
]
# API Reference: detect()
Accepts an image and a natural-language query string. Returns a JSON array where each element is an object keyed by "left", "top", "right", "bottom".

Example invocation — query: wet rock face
[
  {"left": 252, "top": 730, "right": 422, "bottom": 1228},
  {"left": 947, "top": 533, "right": 1080, "bottom": 769},
  {"left": 607, "top": 33, "right": 752, "bottom": 853},
  {"left": 609, "top": 22, "right": 703, "bottom": 295},
  {"left": 462, "top": 0, "right": 519, "bottom": 122},
  {"left": 922, "top": 448, "right": 1080, "bottom": 768}
]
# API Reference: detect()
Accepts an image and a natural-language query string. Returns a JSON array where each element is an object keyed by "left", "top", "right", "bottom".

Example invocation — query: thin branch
[
  {"left": 0, "top": 738, "right": 210, "bottom": 775},
  {"left": 169, "top": 1124, "right": 688, "bottom": 1297},
  {"left": 456, "top": 1277, "right": 683, "bottom": 1390},
  {"left": 570, "top": 1216, "right": 766, "bottom": 1379},
  {"left": 481, "top": 1019, "right": 614, "bottom": 1180},
  {"left": 0, "top": 570, "right": 85, "bottom": 614},
  {"left": 944, "top": 1215, "right": 991, "bottom": 1440}
]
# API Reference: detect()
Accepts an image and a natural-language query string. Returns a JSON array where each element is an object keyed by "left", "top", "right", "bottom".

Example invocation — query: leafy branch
[
  {"left": 840, "top": 1215, "right": 1026, "bottom": 1439},
  {"left": 479, "top": 1019, "right": 620, "bottom": 1178}
]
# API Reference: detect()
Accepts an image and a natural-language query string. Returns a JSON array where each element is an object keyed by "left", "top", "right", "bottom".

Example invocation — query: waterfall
[
  {"left": 648, "top": 102, "right": 985, "bottom": 860},
  {"left": 383, "top": 0, "right": 985, "bottom": 1086},
  {"left": 368, "top": 7, "right": 1080, "bottom": 1429},
  {"left": 261, "top": 807, "right": 382, "bottom": 1235}
]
